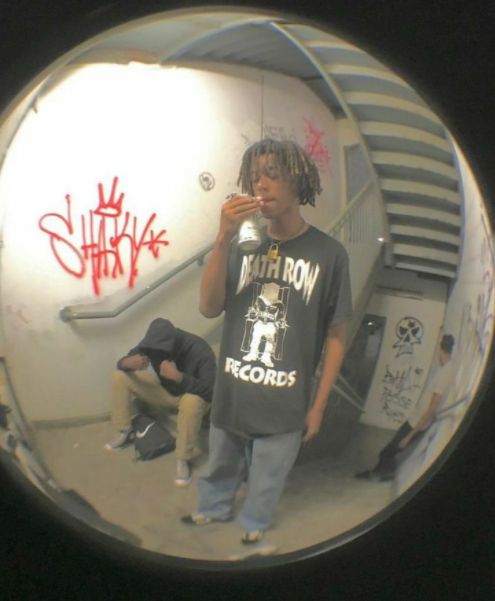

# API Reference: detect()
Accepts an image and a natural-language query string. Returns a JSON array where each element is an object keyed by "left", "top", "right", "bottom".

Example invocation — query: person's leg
[
  {"left": 107, "top": 369, "right": 179, "bottom": 451},
  {"left": 238, "top": 430, "right": 302, "bottom": 534},
  {"left": 193, "top": 424, "right": 247, "bottom": 521},
  {"left": 174, "top": 394, "right": 209, "bottom": 487},
  {"left": 175, "top": 394, "right": 209, "bottom": 461},
  {"left": 376, "top": 421, "right": 413, "bottom": 473},
  {"left": 110, "top": 370, "right": 138, "bottom": 432},
  {"left": 111, "top": 369, "right": 177, "bottom": 430}
]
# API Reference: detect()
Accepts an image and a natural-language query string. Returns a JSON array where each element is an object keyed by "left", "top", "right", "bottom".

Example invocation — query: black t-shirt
[{"left": 211, "top": 226, "right": 353, "bottom": 436}]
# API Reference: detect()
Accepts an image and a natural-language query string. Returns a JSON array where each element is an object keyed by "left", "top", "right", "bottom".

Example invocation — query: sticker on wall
[
  {"left": 393, "top": 316, "right": 424, "bottom": 357},
  {"left": 198, "top": 172, "right": 215, "bottom": 191}
]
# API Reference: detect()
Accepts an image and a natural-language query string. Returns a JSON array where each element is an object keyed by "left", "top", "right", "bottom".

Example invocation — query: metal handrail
[
  {"left": 332, "top": 382, "right": 365, "bottom": 412},
  {"left": 60, "top": 180, "right": 377, "bottom": 322},
  {"left": 335, "top": 373, "right": 366, "bottom": 408},
  {"left": 59, "top": 244, "right": 213, "bottom": 322},
  {"left": 435, "top": 396, "right": 469, "bottom": 419},
  {"left": 328, "top": 181, "right": 373, "bottom": 236}
]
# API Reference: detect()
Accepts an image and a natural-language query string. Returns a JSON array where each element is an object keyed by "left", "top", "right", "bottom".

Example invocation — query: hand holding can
[{"left": 220, "top": 193, "right": 261, "bottom": 246}]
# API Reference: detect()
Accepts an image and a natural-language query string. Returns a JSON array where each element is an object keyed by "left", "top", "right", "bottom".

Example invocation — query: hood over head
[{"left": 137, "top": 318, "right": 178, "bottom": 356}]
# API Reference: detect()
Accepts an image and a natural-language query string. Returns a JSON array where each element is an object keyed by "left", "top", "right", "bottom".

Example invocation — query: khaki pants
[{"left": 111, "top": 370, "right": 208, "bottom": 461}]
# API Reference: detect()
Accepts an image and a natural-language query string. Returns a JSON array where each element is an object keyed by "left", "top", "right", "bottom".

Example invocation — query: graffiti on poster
[
  {"left": 373, "top": 315, "right": 426, "bottom": 424},
  {"left": 393, "top": 316, "right": 424, "bottom": 357},
  {"left": 380, "top": 364, "right": 424, "bottom": 424}
]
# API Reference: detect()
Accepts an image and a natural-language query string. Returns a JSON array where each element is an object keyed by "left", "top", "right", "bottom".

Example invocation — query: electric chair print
[{"left": 241, "top": 282, "right": 290, "bottom": 368}]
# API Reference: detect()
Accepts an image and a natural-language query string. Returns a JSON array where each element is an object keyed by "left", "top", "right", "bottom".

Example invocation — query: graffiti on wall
[
  {"left": 303, "top": 118, "right": 331, "bottom": 173},
  {"left": 378, "top": 316, "right": 425, "bottom": 424},
  {"left": 473, "top": 214, "right": 495, "bottom": 357},
  {"left": 38, "top": 176, "right": 170, "bottom": 296},
  {"left": 242, "top": 119, "right": 332, "bottom": 175},
  {"left": 452, "top": 213, "right": 495, "bottom": 409},
  {"left": 395, "top": 215, "right": 495, "bottom": 492},
  {"left": 262, "top": 124, "right": 297, "bottom": 142}
]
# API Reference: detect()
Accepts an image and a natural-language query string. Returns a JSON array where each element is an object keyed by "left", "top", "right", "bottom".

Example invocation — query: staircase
[{"left": 163, "top": 18, "right": 462, "bottom": 281}]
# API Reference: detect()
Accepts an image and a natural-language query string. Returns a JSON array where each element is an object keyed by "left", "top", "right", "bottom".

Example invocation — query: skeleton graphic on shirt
[{"left": 241, "top": 282, "right": 290, "bottom": 367}]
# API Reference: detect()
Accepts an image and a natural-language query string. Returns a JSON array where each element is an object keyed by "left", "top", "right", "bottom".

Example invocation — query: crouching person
[{"left": 105, "top": 318, "right": 216, "bottom": 487}]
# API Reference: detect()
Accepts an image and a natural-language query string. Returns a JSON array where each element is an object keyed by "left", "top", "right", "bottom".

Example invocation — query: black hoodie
[{"left": 117, "top": 318, "right": 216, "bottom": 402}]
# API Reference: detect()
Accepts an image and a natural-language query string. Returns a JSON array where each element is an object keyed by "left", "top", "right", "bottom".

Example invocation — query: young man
[
  {"left": 182, "top": 139, "right": 353, "bottom": 548},
  {"left": 105, "top": 318, "right": 216, "bottom": 487},
  {"left": 355, "top": 333, "right": 455, "bottom": 482}
]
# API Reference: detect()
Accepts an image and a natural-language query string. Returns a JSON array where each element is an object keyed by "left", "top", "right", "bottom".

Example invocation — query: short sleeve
[
  {"left": 326, "top": 245, "right": 353, "bottom": 327},
  {"left": 223, "top": 241, "right": 240, "bottom": 311}
]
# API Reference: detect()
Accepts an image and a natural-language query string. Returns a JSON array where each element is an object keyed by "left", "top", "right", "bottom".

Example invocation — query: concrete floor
[{"left": 32, "top": 420, "right": 394, "bottom": 563}]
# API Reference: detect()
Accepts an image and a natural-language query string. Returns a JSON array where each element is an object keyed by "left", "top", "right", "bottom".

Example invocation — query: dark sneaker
[
  {"left": 174, "top": 460, "right": 192, "bottom": 487},
  {"left": 104, "top": 429, "right": 133, "bottom": 451},
  {"left": 355, "top": 469, "right": 392, "bottom": 482},
  {"left": 355, "top": 469, "right": 374, "bottom": 480}
]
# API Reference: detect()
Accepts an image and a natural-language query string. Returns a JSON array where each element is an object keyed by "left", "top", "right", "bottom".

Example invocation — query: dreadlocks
[{"left": 236, "top": 139, "right": 322, "bottom": 206}]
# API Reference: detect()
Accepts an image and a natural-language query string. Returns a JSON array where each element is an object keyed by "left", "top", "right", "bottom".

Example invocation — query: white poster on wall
[{"left": 360, "top": 292, "right": 446, "bottom": 430}]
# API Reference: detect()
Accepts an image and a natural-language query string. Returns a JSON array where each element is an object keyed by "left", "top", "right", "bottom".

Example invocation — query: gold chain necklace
[{"left": 267, "top": 221, "right": 308, "bottom": 260}]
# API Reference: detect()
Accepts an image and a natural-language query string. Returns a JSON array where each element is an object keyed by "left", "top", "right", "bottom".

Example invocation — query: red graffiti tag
[
  {"left": 38, "top": 177, "right": 170, "bottom": 296},
  {"left": 303, "top": 118, "right": 331, "bottom": 173}
]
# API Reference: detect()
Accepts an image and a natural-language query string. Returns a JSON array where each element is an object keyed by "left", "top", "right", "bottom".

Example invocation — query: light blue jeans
[{"left": 197, "top": 424, "right": 302, "bottom": 532}]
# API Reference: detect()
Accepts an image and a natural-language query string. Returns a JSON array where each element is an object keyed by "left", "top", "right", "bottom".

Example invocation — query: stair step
[
  {"left": 394, "top": 260, "right": 457, "bottom": 279},
  {"left": 345, "top": 92, "right": 445, "bottom": 136},
  {"left": 389, "top": 224, "right": 460, "bottom": 246},
  {"left": 361, "top": 122, "right": 454, "bottom": 164},
  {"left": 381, "top": 179, "right": 461, "bottom": 209},
  {"left": 393, "top": 242, "right": 458, "bottom": 265},
  {"left": 372, "top": 151, "right": 458, "bottom": 189}
]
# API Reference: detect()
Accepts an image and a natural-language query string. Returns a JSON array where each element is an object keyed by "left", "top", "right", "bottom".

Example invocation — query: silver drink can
[
  {"left": 238, "top": 217, "right": 262, "bottom": 251},
  {"left": 225, "top": 192, "right": 262, "bottom": 251}
]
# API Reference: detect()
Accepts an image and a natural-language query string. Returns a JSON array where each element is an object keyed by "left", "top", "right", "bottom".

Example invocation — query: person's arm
[
  {"left": 200, "top": 195, "right": 259, "bottom": 318},
  {"left": 159, "top": 360, "right": 183, "bottom": 383},
  {"left": 399, "top": 392, "right": 442, "bottom": 448},
  {"left": 117, "top": 351, "right": 149, "bottom": 371},
  {"left": 304, "top": 321, "right": 347, "bottom": 442},
  {"left": 158, "top": 355, "right": 216, "bottom": 401}
]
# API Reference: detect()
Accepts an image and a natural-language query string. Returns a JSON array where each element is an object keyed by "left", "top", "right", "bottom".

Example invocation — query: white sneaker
[
  {"left": 174, "top": 459, "right": 192, "bottom": 487},
  {"left": 104, "top": 429, "right": 133, "bottom": 451},
  {"left": 229, "top": 543, "right": 278, "bottom": 561},
  {"left": 181, "top": 513, "right": 213, "bottom": 525},
  {"left": 241, "top": 529, "right": 265, "bottom": 544}
]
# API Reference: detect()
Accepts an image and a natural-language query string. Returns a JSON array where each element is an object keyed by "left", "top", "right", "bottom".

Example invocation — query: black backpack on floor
[{"left": 131, "top": 414, "right": 175, "bottom": 461}]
